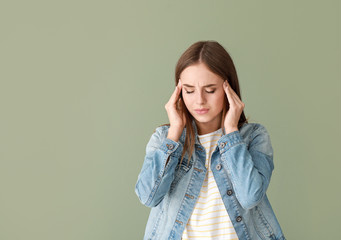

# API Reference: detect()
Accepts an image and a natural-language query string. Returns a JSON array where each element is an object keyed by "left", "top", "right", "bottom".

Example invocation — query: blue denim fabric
[{"left": 135, "top": 119, "right": 286, "bottom": 240}]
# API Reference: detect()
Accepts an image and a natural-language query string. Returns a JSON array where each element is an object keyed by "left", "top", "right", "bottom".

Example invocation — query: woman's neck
[{"left": 195, "top": 116, "right": 222, "bottom": 135}]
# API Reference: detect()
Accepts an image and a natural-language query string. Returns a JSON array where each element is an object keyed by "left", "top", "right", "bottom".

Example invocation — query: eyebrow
[{"left": 182, "top": 84, "right": 217, "bottom": 88}]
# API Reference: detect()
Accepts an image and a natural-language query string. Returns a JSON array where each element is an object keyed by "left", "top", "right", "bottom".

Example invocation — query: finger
[
  {"left": 227, "top": 86, "right": 245, "bottom": 109},
  {"left": 169, "top": 80, "right": 182, "bottom": 105},
  {"left": 228, "top": 85, "right": 242, "bottom": 104},
  {"left": 223, "top": 81, "right": 237, "bottom": 106},
  {"left": 224, "top": 80, "right": 243, "bottom": 105},
  {"left": 230, "top": 88, "right": 244, "bottom": 107},
  {"left": 229, "top": 88, "right": 242, "bottom": 105}
]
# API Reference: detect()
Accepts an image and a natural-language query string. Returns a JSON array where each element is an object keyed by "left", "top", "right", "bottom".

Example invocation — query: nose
[{"left": 196, "top": 91, "right": 206, "bottom": 106}]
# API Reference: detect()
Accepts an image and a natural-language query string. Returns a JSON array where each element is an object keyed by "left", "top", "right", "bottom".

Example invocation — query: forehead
[{"left": 180, "top": 63, "right": 222, "bottom": 86}]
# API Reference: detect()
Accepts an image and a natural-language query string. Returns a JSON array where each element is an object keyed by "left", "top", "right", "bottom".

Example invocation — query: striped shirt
[{"left": 181, "top": 128, "right": 239, "bottom": 240}]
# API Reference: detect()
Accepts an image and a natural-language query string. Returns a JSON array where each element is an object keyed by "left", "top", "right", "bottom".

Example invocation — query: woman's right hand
[{"left": 164, "top": 79, "right": 186, "bottom": 140}]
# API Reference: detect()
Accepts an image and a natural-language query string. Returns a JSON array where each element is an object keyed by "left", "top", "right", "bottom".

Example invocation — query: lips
[{"left": 195, "top": 108, "right": 209, "bottom": 114}]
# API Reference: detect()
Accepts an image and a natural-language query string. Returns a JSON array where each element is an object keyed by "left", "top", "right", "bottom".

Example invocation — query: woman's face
[{"left": 180, "top": 62, "right": 226, "bottom": 133}]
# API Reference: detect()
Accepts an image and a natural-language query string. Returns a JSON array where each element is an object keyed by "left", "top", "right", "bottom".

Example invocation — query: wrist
[
  {"left": 167, "top": 126, "right": 183, "bottom": 142},
  {"left": 224, "top": 126, "right": 238, "bottom": 135}
]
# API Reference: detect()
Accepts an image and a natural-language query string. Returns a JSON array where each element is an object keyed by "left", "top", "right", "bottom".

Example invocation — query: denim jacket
[{"left": 135, "top": 119, "right": 286, "bottom": 240}]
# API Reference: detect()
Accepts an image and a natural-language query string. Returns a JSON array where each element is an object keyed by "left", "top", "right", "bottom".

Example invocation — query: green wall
[{"left": 1, "top": 1, "right": 340, "bottom": 239}]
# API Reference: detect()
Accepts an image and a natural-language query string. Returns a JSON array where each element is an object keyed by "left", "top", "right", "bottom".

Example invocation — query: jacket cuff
[
  {"left": 159, "top": 138, "right": 184, "bottom": 158},
  {"left": 217, "top": 130, "right": 244, "bottom": 154}
]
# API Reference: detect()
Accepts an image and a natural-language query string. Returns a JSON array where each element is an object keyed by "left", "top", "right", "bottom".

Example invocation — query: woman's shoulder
[
  {"left": 240, "top": 122, "right": 273, "bottom": 156},
  {"left": 149, "top": 123, "right": 172, "bottom": 141},
  {"left": 241, "top": 121, "right": 267, "bottom": 130},
  {"left": 239, "top": 122, "right": 271, "bottom": 139},
  {"left": 154, "top": 123, "right": 170, "bottom": 131},
  {"left": 152, "top": 123, "right": 170, "bottom": 134},
  {"left": 151, "top": 123, "right": 186, "bottom": 144}
]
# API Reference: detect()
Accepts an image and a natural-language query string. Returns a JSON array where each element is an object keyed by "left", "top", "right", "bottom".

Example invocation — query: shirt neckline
[{"left": 198, "top": 128, "right": 222, "bottom": 138}]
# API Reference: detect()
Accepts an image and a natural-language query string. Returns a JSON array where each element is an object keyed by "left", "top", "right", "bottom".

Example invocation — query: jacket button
[
  {"left": 219, "top": 142, "right": 226, "bottom": 148},
  {"left": 175, "top": 219, "right": 183, "bottom": 225},
  {"left": 216, "top": 164, "right": 222, "bottom": 170},
  {"left": 196, "top": 146, "right": 204, "bottom": 152},
  {"left": 185, "top": 193, "right": 194, "bottom": 199},
  {"left": 236, "top": 216, "right": 242, "bottom": 222},
  {"left": 227, "top": 190, "right": 233, "bottom": 196},
  {"left": 166, "top": 144, "right": 174, "bottom": 150}
]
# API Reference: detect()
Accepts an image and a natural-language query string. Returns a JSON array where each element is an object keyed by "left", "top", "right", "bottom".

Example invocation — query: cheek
[
  {"left": 211, "top": 92, "right": 225, "bottom": 105},
  {"left": 210, "top": 96, "right": 225, "bottom": 112},
  {"left": 182, "top": 94, "right": 191, "bottom": 106}
]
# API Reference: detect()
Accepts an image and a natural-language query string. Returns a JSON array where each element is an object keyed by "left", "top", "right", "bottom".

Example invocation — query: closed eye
[{"left": 185, "top": 90, "right": 215, "bottom": 94}]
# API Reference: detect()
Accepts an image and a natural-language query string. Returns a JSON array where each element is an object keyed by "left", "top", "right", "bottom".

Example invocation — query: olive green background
[{"left": 1, "top": 0, "right": 340, "bottom": 239}]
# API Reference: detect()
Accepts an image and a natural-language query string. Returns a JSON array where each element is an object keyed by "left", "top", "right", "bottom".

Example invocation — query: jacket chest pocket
[{"left": 169, "top": 158, "right": 192, "bottom": 193}]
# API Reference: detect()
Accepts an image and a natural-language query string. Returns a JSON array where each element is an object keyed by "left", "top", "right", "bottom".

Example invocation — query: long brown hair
[{"left": 162, "top": 40, "right": 249, "bottom": 167}]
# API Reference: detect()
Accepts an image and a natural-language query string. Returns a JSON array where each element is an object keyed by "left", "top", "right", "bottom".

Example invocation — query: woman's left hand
[{"left": 223, "top": 80, "right": 245, "bottom": 134}]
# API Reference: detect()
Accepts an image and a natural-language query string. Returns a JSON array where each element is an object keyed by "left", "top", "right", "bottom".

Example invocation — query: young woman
[{"left": 135, "top": 40, "right": 286, "bottom": 240}]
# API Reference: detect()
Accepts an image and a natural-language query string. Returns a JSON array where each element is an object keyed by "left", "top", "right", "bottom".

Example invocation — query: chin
[{"left": 193, "top": 115, "right": 214, "bottom": 123}]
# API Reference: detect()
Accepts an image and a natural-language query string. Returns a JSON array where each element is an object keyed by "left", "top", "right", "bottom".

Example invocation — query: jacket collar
[
  {"left": 179, "top": 118, "right": 228, "bottom": 146},
  {"left": 179, "top": 118, "right": 204, "bottom": 146}
]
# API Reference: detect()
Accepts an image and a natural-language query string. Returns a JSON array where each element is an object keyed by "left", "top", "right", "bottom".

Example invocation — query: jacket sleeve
[
  {"left": 218, "top": 124, "right": 274, "bottom": 210},
  {"left": 134, "top": 126, "right": 184, "bottom": 208}
]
